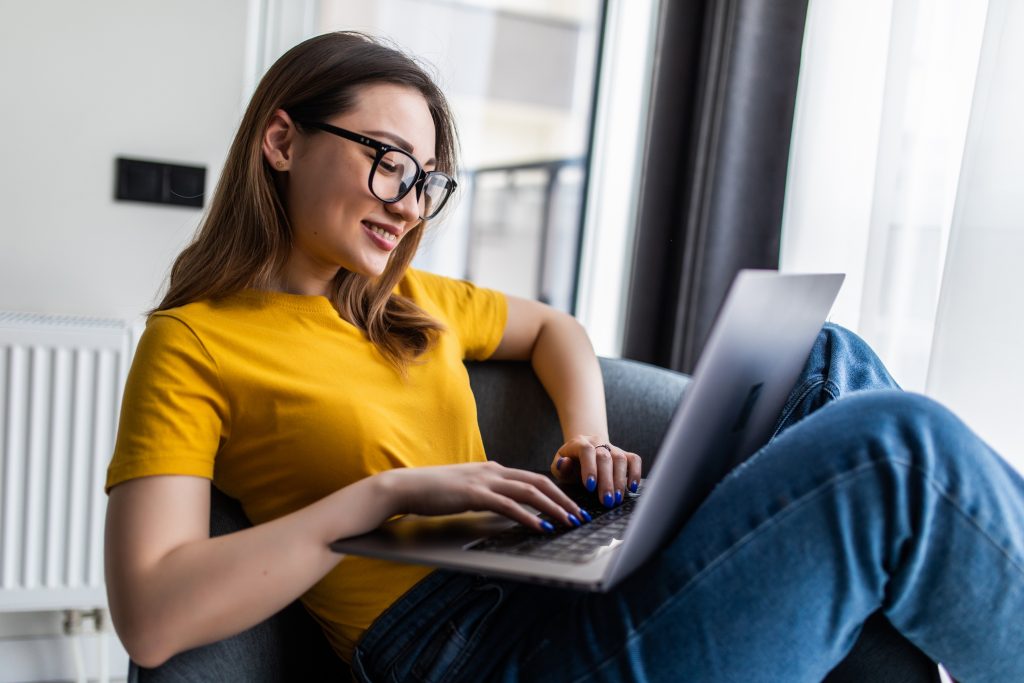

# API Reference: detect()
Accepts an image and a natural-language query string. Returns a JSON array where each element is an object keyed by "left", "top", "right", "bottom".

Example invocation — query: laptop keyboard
[{"left": 467, "top": 488, "right": 639, "bottom": 564}]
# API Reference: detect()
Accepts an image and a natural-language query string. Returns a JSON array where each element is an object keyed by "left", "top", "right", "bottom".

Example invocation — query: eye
[{"left": 377, "top": 150, "right": 412, "bottom": 179}]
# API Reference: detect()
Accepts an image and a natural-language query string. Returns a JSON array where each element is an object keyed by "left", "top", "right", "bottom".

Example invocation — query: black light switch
[{"left": 115, "top": 157, "right": 206, "bottom": 208}]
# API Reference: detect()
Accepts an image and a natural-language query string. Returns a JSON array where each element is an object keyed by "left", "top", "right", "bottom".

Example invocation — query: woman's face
[{"left": 278, "top": 83, "right": 437, "bottom": 292}]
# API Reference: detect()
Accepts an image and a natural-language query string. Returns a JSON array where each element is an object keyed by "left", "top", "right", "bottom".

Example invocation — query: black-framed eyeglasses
[{"left": 294, "top": 120, "right": 457, "bottom": 221}]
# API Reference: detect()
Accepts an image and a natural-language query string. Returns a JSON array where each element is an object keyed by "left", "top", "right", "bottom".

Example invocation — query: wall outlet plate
[{"left": 115, "top": 157, "right": 205, "bottom": 208}]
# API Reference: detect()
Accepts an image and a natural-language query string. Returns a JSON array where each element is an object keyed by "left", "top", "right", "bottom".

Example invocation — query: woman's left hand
[{"left": 549, "top": 436, "right": 642, "bottom": 509}]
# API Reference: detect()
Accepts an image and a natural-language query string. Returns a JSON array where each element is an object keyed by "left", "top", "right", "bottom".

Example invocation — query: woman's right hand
[{"left": 378, "top": 461, "right": 589, "bottom": 532}]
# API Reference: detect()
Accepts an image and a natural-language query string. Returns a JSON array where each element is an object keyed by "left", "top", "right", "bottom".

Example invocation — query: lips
[{"left": 362, "top": 220, "right": 401, "bottom": 251}]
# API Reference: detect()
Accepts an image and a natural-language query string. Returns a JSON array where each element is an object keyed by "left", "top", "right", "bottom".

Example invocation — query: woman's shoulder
[
  {"left": 142, "top": 292, "right": 277, "bottom": 351},
  {"left": 397, "top": 269, "right": 508, "bottom": 356},
  {"left": 145, "top": 297, "right": 236, "bottom": 341},
  {"left": 146, "top": 300, "right": 214, "bottom": 333},
  {"left": 150, "top": 289, "right": 327, "bottom": 330},
  {"left": 397, "top": 268, "right": 495, "bottom": 305},
  {"left": 397, "top": 267, "right": 446, "bottom": 293}
]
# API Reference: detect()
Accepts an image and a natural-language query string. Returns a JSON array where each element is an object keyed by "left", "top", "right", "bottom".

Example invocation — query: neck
[{"left": 270, "top": 257, "right": 345, "bottom": 297}]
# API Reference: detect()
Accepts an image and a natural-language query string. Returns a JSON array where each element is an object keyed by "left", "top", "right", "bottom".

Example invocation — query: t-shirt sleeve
[
  {"left": 407, "top": 269, "right": 508, "bottom": 361},
  {"left": 105, "top": 314, "right": 229, "bottom": 492}
]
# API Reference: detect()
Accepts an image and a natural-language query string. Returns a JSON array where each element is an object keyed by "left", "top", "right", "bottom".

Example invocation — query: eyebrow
[{"left": 365, "top": 129, "right": 437, "bottom": 167}]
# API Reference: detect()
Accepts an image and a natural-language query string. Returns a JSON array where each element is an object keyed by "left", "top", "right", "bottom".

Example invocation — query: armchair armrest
[{"left": 468, "top": 357, "right": 690, "bottom": 470}]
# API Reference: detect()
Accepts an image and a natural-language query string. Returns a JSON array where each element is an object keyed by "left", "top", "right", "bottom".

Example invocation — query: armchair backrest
[{"left": 468, "top": 357, "right": 689, "bottom": 470}]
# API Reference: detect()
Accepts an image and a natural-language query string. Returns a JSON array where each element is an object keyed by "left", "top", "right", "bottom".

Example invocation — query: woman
[{"left": 105, "top": 32, "right": 1024, "bottom": 681}]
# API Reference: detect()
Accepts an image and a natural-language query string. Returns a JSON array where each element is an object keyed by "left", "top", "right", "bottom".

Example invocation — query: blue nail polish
[
  {"left": 630, "top": 480, "right": 639, "bottom": 494},
  {"left": 540, "top": 520, "right": 555, "bottom": 533},
  {"left": 603, "top": 492, "right": 614, "bottom": 508},
  {"left": 556, "top": 457, "right": 565, "bottom": 471},
  {"left": 568, "top": 514, "right": 581, "bottom": 527},
  {"left": 579, "top": 509, "right": 592, "bottom": 523},
  {"left": 585, "top": 475, "right": 596, "bottom": 492},
  {"left": 615, "top": 490, "right": 623, "bottom": 505}
]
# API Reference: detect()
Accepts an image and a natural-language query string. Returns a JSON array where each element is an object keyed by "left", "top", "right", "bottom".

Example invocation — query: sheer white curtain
[
  {"left": 781, "top": 0, "right": 1023, "bottom": 471},
  {"left": 927, "top": 0, "right": 1024, "bottom": 471}
]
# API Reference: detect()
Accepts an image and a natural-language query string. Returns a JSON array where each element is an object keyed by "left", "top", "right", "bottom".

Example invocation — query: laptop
[{"left": 330, "top": 270, "right": 844, "bottom": 592}]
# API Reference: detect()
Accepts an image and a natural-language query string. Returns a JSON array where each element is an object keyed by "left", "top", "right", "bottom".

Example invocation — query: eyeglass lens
[{"left": 371, "top": 149, "right": 452, "bottom": 219}]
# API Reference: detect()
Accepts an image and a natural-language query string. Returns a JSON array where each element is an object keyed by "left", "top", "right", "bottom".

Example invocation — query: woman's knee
[
  {"left": 824, "top": 390, "right": 982, "bottom": 476},
  {"left": 814, "top": 324, "right": 900, "bottom": 394},
  {"left": 831, "top": 390, "right": 957, "bottom": 433},
  {"left": 774, "top": 326, "right": 900, "bottom": 438}
]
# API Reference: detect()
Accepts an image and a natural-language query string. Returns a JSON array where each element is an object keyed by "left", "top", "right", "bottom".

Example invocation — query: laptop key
[{"left": 467, "top": 496, "right": 638, "bottom": 563}]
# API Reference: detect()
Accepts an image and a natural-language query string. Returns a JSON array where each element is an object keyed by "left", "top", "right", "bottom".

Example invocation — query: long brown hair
[{"left": 155, "top": 32, "right": 457, "bottom": 369}]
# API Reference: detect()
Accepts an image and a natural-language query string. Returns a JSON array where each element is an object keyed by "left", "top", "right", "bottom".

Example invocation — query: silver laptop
[{"left": 331, "top": 271, "right": 844, "bottom": 591}]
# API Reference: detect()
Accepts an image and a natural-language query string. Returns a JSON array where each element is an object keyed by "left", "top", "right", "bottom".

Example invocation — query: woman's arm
[
  {"left": 104, "top": 473, "right": 391, "bottom": 668},
  {"left": 491, "top": 295, "right": 641, "bottom": 506},
  {"left": 106, "top": 462, "right": 583, "bottom": 668}
]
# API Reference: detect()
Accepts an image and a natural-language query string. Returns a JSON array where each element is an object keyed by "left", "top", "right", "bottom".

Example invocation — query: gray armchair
[{"left": 130, "top": 358, "right": 938, "bottom": 682}]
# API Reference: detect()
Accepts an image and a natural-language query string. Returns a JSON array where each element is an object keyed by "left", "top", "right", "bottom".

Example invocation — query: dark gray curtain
[{"left": 622, "top": 0, "right": 810, "bottom": 373}]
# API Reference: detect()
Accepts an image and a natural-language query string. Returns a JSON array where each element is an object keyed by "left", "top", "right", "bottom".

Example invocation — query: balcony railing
[{"left": 463, "top": 158, "right": 586, "bottom": 312}]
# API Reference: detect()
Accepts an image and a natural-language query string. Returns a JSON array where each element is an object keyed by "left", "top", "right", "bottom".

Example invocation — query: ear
[{"left": 262, "top": 109, "right": 298, "bottom": 171}]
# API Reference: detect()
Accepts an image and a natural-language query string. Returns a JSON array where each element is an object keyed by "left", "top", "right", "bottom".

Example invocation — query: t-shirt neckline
[{"left": 235, "top": 289, "right": 340, "bottom": 316}]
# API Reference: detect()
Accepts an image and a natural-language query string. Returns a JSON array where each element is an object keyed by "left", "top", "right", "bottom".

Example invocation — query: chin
[{"left": 347, "top": 256, "right": 394, "bottom": 280}]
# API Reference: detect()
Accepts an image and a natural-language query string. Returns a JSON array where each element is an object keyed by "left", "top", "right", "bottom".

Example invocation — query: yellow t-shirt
[{"left": 105, "top": 268, "right": 508, "bottom": 662}]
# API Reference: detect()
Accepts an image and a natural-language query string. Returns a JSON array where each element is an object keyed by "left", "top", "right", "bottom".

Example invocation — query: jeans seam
[
  {"left": 439, "top": 584, "right": 505, "bottom": 683},
  {"left": 580, "top": 455, "right": 1024, "bottom": 681},
  {"left": 361, "top": 573, "right": 469, "bottom": 682},
  {"left": 771, "top": 376, "right": 835, "bottom": 440},
  {"left": 419, "top": 622, "right": 467, "bottom": 683},
  {"left": 906, "top": 461, "right": 1024, "bottom": 579}
]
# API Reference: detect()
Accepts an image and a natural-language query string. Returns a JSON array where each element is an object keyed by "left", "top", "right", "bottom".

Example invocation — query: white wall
[
  {"left": 0, "top": 0, "right": 250, "bottom": 323},
  {"left": 0, "top": 1, "right": 251, "bottom": 680}
]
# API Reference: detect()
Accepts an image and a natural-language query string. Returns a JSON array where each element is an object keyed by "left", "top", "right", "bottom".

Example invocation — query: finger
[
  {"left": 521, "top": 470, "right": 592, "bottom": 523},
  {"left": 612, "top": 448, "right": 628, "bottom": 505},
  {"left": 484, "top": 491, "right": 555, "bottom": 532},
  {"left": 500, "top": 471, "right": 587, "bottom": 526},
  {"left": 595, "top": 444, "right": 615, "bottom": 509},
  {"left": 626, "top": 452, "right": 642, "bottom": 494},
  {"left": 492, "top": 479, "right": 581, "bottom": 529},
  {"left": 575, "top": 442, "right": 599, "bottom": 494},
  {"left": 550, "top": 451, "right": 579, "bottom": 482}
]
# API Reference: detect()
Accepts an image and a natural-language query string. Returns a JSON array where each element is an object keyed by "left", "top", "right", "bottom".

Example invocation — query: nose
[{"left": 385, "top": 185, "right": 422, "bottom": 222}]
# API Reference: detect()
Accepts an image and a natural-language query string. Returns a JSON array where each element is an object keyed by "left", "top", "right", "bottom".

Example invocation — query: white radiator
[{"left": 0, "top": 311, "right": 131, "bottom": 612}]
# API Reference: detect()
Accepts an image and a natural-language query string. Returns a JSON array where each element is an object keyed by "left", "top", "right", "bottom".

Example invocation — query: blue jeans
[{"left": 351, "top": 324, "right": 1024, "bottom": 682}]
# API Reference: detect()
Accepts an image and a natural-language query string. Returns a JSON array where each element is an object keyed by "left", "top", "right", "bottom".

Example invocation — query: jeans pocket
[{"left": 406, "top": 581, "right": 507, "bottom": 683}]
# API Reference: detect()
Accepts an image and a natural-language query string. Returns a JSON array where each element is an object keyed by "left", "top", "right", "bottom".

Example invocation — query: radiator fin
[{"left": 0, "top": 313, "right": 129, "bottom": 611}]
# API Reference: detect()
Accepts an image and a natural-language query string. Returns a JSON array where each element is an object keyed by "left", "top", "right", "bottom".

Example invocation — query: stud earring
[{"left": 275, "top": 161, "right": 285, "bottom": 169}]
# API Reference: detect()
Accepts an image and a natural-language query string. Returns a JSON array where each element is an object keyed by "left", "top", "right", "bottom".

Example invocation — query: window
[{"left": 317, "top": 0, "right": 605, "bottom": 312}]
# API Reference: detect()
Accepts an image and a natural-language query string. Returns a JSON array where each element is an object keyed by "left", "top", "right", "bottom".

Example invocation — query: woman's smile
[{"left": 363, "top": 219, "right": 401, "bottom": 251}]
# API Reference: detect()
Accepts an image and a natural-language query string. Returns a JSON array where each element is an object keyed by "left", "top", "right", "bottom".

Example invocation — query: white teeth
[{"left": 367, "top": 224, "right": 397, "bottom": 242}]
